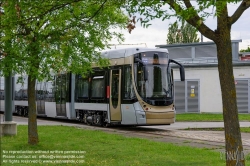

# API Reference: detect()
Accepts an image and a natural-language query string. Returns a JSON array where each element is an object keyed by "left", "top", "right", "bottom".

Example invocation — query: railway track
[{"left": 108, "top": 126, "right": 250, "bottom": 157}]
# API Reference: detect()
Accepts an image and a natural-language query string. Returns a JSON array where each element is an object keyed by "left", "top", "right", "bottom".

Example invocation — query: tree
[
  {"left": 167, "top": 20, "right": 200, "bottom": 44},
  {"left": 240, "top": 46, "right": 250, "bottom": 52},
  {"left": 0, "top": 0, "right": 127, "bottom": 145},
  {"left": 125, "top": 1, "right": 250, "bottom": 165}
]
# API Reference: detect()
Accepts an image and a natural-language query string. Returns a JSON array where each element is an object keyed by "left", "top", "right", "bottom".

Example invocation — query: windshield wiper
[{"left": 163, "top": 88, "right": 169, "bottom": 95}]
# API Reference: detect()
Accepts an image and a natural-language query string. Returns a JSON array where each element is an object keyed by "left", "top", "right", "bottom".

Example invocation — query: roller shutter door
[
  {"left": 174, "top": 81, "right": 185, "bottom": 113},
  {"left": 235, "top": 79, "right": 250, "bottom": 113}
]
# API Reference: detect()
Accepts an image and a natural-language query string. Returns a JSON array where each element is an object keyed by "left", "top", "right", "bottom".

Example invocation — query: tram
[{"left": 0, "top": 47, "right": 184, "bottom": 126}]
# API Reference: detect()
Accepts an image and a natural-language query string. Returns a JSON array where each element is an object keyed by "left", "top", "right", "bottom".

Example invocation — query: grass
[
  {"left": 1, "top": 125, "right": 243, "bottom": 166},
  {"left": 176, "top": 113, "right": 250, "bottom": 122},
  {"left": 241, "top": 127, "right": 250, "bottom": 133}
]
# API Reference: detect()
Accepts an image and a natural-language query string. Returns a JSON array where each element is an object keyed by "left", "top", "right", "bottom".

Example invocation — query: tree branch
[
  {"left": 36, "top": 0, "right": 82, "bottom": 20},
  {"left": 0, "top": 2, "right": 4, "bottom": 16},
  {"left": 183, "top": 0, "right": 216, "bottom": 41},
  {"left": 86, "top": 0, "right": 108, "bottom": 23},
  {"left": 12, "top": 0, "right": 108, "bottom": 29},
  {"left": 166, "top": 0, "right": 216, "bottom": 41},
  {"left": 13, "top": 0, "right": 83, "bottom": 25},
  {"left": 229, "top": 0, "right": 250, "bottom": 25}
]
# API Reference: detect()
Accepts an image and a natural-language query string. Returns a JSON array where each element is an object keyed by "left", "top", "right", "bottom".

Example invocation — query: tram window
[
  {"left": 54, "top": 73, "right": 70, "bottom": 103},
  {"left": 15, "top": 80, "right": 22, "bottom": 100},
  {"left": 136, "top": 64, "right": 146, "bottom": 98},
  {"left": 0, "top": 77, "right": 4, "bottom": 100},
  {"left": 36, "top": 81, "right": 45, "bottom": 100},
  {"left": 140, "top": 52, "right": 168, "bottom": 64},
  {"left": 75, "top": 75, "right": 89, "bottom": 100},
  {"left": 124, "top": 66, "right": 135, "bottom": 99},
  {"left": 111, "top": 70, "right": 119, "bottom": 108},
  {"left": 91, "top": 76, "right": 105, "bottom": 98},
  {"left": 45, "top": 81, "right": 55, "bottom": 102},
  {"left": 22, "top": 77, "right": 28, "bottom": 100},
  {"left": 15, "top": 76, "right": 28, "bottom": 101}
]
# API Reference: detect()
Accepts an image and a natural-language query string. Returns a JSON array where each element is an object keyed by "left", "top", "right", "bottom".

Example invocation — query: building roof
[
  {"left": 155, "top": 39, "right": 242, "bottom": 48},
  {"left": 156, "top": 39, "right": 250, "bottom": 67}
]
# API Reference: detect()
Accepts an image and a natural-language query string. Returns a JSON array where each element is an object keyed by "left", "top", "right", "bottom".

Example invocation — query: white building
[{"left": 156, "top": 40, "right": 250, "bottom": 113}]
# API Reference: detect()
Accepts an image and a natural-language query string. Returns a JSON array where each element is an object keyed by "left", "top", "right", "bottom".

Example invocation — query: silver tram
[{"left": 0, "top": 48, "right": 185, "bottom": 126}]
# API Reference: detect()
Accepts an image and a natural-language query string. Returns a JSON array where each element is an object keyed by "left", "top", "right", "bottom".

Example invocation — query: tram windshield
[{"left": 134, "top": 52, "right": 173, "bottom": 106}]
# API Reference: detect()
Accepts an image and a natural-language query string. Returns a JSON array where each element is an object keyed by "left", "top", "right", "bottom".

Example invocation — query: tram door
[
  {"left": 109, "top": 69, "right": 122, "bottom": 121},
  {"left": 36, "top": 81, "right": 46, "bottom": 115},
  {"left": 55, "top": 74, "right": 68, "bottom": 117}
]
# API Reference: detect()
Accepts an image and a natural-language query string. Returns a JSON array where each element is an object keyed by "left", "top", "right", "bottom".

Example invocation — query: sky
[{"left": 110, "top": 3, "right": 250, "bottom": 50}]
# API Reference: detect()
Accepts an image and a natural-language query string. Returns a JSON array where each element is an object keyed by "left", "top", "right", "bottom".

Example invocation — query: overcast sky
[{"left": 110, "top": 3, "right": 250, "bottom": 50}]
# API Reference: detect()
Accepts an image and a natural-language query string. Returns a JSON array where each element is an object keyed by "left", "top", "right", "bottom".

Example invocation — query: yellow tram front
[{"left": 132, "top": 51, "right": 185, "bottom": 125}]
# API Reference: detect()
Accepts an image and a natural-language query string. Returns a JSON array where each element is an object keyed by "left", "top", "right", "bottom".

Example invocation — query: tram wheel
[{"left": 103, "top": 123, "right": 110, "bottom": 127}]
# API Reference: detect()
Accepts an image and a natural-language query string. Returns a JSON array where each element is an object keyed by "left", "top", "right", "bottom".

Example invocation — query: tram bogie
[
  {"left": 15, "top": 105, "right": 28, "bottom": 117},
  {"left": 76, "top": 109, "right": 108, "bottom": 126}
]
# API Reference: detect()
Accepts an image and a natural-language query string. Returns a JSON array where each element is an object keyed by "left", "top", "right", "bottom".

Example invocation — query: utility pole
[
  {"left": 0, "top": 72, "right": 17, "bottom": 136},
  {"left": 4, "top": 73, "right": 12, "bottom": 121}
]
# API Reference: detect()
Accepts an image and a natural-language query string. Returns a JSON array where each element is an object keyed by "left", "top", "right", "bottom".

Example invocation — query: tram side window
[
  {"left": 15, "top": 76, "right": 28, "bottom": 101},
  {"left": 0, "top": 77, "right": 4, "bottom": 100},
  {"left": 45, "top": 81, "right": 55, "bottom": 102},
  {"left": 136, "top": 64, "right": 146, "bottom": 98},
  {"left": 54, "top": 73, "right": 70, "bottom": 103},
  {"left": 75, "top": 75, "right": 89, "bottom": 101},
  {"left": 91, "top": 76, "right": 104, "bottom": 99},
  {"left": 124, "top": 66, "right": 135, "bottom": 99},
  {"left": 15, "top": 79, "right": 22, "bottom": 100},
  {"left": 36, "top": 81, "right": 45, "bottom": 100}
]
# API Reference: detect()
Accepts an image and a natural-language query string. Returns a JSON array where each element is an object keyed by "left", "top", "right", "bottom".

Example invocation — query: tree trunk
[
  {"left": 215, "top": 26, "right": 245, "bottom": 166},
  {"left": 28, "top": 75, "right": 39, "bottom": 145}
]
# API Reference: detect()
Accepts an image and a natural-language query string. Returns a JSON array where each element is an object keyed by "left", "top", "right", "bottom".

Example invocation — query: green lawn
[
  {"left": 2, "top": 125, "right": 246, "bottom": 166},
  {"left": 176, "top": 113, "right": 250, "bottom": 122},
  {"left": 241, "top": 127, "right": 250, "bottom": 133}
]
